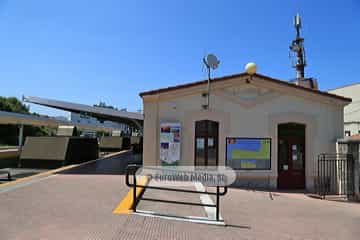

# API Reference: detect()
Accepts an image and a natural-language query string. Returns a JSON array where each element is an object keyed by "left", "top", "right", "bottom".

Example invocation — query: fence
[{"left": 316, "top": 153, "right": 354, "bottom": 198}]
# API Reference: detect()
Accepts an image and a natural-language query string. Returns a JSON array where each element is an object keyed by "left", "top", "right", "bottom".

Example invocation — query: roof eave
[{"left": 139, "top": 72, "right": 352, "bottom": 103}]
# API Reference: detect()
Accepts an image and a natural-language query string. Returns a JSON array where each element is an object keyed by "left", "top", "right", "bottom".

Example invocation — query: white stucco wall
[
  {"left": 329, "top": 83, "right": 360, "bottom": 136},
  {"left": 344, "top": 122, "right": 360, "bottom": 136}
]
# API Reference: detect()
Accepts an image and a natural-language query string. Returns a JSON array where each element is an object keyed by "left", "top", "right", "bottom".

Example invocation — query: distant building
[
  {"left": 53, "top": 115, "right": 70, "bottom": 122},
  {"left": 328, "top": 83, "right": 360, "bottom": 136}
]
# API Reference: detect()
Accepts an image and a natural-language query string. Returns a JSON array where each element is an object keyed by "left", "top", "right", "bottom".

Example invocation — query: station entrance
[
  {"left": 194, "top": 120, "right": 219, "bottom": 166},
  {"left": 278, "top": 123, "right": 306, "bottom": 189}
]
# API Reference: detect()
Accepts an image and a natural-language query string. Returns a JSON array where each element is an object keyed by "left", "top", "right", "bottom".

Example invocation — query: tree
[
  {"left": 0, "top": 97, "right": 54, "bottom": 146},
  {"left": 0, "top": 97, "right": 29, "bottom": 114},
  {"left": 93, "top": 101, "right": 118, "bottom": 110}
]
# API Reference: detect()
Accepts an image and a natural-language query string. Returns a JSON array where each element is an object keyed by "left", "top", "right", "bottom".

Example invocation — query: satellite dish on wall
[
  {"left": 202, "top": 53, "right": 220, "bottom": 110},
  {"left": 204, "top": 54, "right": 220, "bottom": 70}
]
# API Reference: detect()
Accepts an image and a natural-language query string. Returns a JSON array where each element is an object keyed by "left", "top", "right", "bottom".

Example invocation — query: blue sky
[{"left": 0, "top": 0, "right": 359, "bottom": 116}]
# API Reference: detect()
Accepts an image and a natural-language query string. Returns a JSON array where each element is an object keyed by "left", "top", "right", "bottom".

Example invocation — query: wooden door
[
  {"left": 278, "top": 136, "right": 305, "bottom": 189},
  {"left": 194, "top": 120, "right": 218, "bottom": 166}
]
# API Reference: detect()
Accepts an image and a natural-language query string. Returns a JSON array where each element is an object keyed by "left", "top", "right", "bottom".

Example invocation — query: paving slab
[
  {"left": 0, "top": 151, "right": 136, "bottom": 240},
  {"left": 137, "top": 180, "right": 208, "bottom": 219},
  {"left": 0, "top": 152, "right": 359, "bottom": 239}
]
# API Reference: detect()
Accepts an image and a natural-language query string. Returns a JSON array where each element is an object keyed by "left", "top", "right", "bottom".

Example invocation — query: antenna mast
[
  {"left": 202, "top": 54, "right": 220, "bottom": 110},
  {"left": 289, "top": 13, "right": 306, "bottom": 79}
]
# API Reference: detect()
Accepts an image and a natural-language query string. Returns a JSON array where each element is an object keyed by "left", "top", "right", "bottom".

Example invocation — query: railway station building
[{"left": 140, "top": 72, "right": 351, "bottom": 190}]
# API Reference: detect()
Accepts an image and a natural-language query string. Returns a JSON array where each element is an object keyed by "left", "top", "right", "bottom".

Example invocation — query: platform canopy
[
  {"left": 23, "top": 95, "right": 143, "bottom": 129},
  {"left": 0, "top": 110, "right": 120, "bottom": 132}
]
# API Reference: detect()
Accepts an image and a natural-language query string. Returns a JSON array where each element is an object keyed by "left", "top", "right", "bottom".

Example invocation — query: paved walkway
[
  {"left": 0, "top": 152, "right": 359, "bottom": 239},
  {"left": 137, "top": 181, "right": 208, "bottom": 220}
]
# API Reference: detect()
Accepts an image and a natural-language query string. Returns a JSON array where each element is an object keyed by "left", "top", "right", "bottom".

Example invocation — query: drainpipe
[{"left": 355, "top": 146, "right": 360, "bottom": 200}]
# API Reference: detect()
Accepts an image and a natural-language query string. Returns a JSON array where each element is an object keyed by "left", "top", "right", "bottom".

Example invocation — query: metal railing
[
  {"left": 316, "top": 153, "right": 354, "bottom": 198},
  {"left": 125, "top": 164, "right": 228, "bottom": 221}
]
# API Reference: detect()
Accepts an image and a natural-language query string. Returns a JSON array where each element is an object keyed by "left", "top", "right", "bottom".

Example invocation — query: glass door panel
[
  {"left": 207, "top": 137, "right": 217, "bottom": 166},
  {"left": 291, "top": 143, "right": 304, "bottom": 170},
  {"left": 278, "top": 139, "right": 289, "bottom": 171},
  {"left": 195, "top": 137, "right": 205, "bottom": 166}
]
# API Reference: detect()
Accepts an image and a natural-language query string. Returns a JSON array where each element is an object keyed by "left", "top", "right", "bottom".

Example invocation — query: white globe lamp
[{"left": 245, "top": 62, "right": 257, "bottom": 75}]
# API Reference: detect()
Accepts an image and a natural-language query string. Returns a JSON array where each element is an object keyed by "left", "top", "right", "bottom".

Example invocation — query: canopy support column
[{"left": 18, "top": 124, "right": 24, "bottom": 149}]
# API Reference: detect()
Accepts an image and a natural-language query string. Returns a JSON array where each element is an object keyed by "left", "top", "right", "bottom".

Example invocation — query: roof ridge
[{"left": 139, "top": 72, "right": 351, "bottom": 102}]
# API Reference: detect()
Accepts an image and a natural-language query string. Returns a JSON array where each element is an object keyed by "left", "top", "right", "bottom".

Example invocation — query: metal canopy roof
[
  {"left": 23, "top": 96, "right": 143, "bottom": 128},
  {"left": 0, "top": 110, "right": 120, "bottom": 132}
]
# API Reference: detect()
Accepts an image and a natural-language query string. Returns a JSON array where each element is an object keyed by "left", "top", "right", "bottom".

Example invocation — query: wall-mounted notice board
[
  {"left": 160, "top": 122, "right": 181, "bottom": 165},
  {"left": 226, "top": 138, "right": 271, "bottom": 170}
]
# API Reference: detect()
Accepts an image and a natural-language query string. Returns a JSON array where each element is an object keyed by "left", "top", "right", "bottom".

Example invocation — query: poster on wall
[
  {"left": 226, "top": 138, "right": 271, "bottom": 170},
  {"left": 160, "top": 122, "right": 181, "bottom": 165}
]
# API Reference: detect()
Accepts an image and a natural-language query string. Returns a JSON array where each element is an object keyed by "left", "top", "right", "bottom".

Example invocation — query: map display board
[
  {"left": 226, "top": 138, "right": 271, "bottom": 170},
  {"left": 160, "top": 122, "right": 181, "bottom": 165}
]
